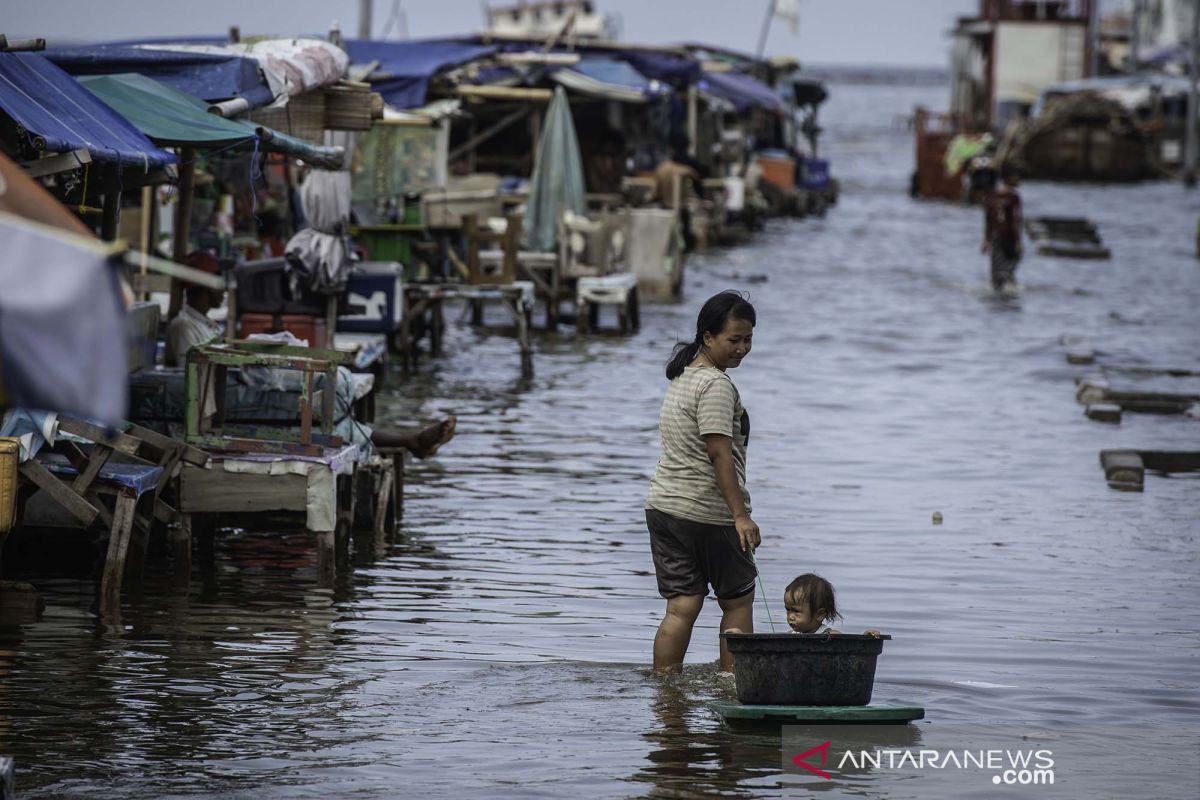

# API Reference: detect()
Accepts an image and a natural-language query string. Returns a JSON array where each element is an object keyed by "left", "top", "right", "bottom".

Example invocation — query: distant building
[
  {"left": 949, "top": 0, "right": 1093, "bottom": 131},
  {"left": 483, "top": 1, "right": 617, "bottom": 41}
]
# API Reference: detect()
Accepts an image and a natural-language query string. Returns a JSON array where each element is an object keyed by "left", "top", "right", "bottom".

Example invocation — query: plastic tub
[{"left": 721, "top": 632, "right": 890, "bottom": 706}]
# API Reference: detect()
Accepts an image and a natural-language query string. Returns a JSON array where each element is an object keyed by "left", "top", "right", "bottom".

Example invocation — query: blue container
[
  {"left": 801, "top": 159, "right": 831, "bottom": 190},
  {"left": 338, "top": 262, "right": 405, "bottom": 334}
]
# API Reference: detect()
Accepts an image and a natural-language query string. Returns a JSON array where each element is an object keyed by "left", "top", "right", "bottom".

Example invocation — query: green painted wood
[{"left": 710, "top": 702, "right": 924, "bottom": 724}]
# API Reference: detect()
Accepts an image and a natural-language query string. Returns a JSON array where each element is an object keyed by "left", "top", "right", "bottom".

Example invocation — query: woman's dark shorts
[{"left": 645, "top": 508, "right": 757, "bottom": 600}]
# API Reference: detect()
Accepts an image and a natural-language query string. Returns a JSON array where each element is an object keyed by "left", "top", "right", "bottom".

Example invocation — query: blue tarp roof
[
  {"left": 700, "top": 70, "right": 787, "bottom": 115},
  {"left": 345, "top": 39, "right": 497, "bottom": 109},
  {"left": 43, "top": 44, "right": 274, "bottom": 108},
  {"left": 607, "top": 50, "right": 700, "bottom": 89},
  {"left": 570, "top": 57, "right": 667, "bottom": 95},
  {"left": 0, "top": 53, "right": 176, "bottom": 169}
]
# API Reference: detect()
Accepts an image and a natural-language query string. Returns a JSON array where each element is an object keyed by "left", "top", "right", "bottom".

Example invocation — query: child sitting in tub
[{"left": 725, "top": 573, "right": 881, "bottom": 636}]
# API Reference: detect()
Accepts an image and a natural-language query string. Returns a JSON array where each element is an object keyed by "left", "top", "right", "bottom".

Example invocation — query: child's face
[{"left": 785, "top": 591, "right": 826, "bottom": 633}]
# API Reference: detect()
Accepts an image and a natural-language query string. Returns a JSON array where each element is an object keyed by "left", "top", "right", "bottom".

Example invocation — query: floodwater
[{"left": 3, "top": 75, "right": 1199, "bottom": 798}]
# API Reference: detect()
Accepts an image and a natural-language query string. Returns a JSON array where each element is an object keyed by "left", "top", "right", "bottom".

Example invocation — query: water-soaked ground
[{"left": 2, "top": 77, "right": 1198, "bottom": 798}]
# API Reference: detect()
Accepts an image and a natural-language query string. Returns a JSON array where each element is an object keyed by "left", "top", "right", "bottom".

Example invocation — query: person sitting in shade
[
  {"left": 163, "top": 250, "right": 456, "bottom": 459},
  {"left": 165, "top": 251, "right": 225, "bottom": 369}
]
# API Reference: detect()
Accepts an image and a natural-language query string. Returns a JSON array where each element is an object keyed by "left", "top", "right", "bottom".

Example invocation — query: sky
[{"left": 8, "top": 0, "right": 981, "bottom": 68}]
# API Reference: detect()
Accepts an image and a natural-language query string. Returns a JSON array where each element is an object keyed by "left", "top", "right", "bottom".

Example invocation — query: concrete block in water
[
  {"left": 1066, "top": 347, "right": 1095, "bottom": 365},
  {"left": 1076, "top": 379, "right": 1110, "bottom": 405},
  {"left": 1086, "top": 403, "right": 1122, "bottom": 423},
  {"left": 1100, "top": 449, "right": 1144, "bottom": 492}
]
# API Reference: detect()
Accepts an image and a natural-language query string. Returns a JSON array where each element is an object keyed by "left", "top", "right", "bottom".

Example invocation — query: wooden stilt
[
  {"left": 373, "top": 467, "right": 394, "bottom": 545},
  {"left": 100, "top": 491, "right": 138, "bottom": 615},
  {"left": 576, "top": 298, "right": 589, "bottom": 334},
  {"left": 168, "top": 149, "right": 197, "bottom": 320},
  {"left": 316, "top": 529, "right": 336, "bottom": 585},
  {"left": 171, "top": 513, "right": 193, "bottom": 586}
]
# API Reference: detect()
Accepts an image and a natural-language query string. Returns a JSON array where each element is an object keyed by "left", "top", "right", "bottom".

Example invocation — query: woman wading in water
[{"left": 645, "top": 291, "right": 760, "bottom": 672}]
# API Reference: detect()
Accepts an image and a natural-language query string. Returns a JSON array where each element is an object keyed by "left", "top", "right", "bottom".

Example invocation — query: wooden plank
[
  {"left": 56, "top": 417, "right": 142, "bottom": 455},
  {"left": 21, "top": 148, "right": 91, "bottom": 178},
  {"left": 455, "top": 85, "right": 552, "bottom": 102},
  {"left": 181, "top": 467, "right": 309, "bottom": 514},
  {"left": 186, "top": 435, "right": 327, "bottom": 458},
  {"left": 18, "top": 460, "right": 99, "bottom": 525},
  {"left": 1138, "top": 451, "right": 1200, "bottom": 473},
  {"left": 123, "top": 422, "right": 209, "bottom": 466},
  {"left": 214, "top": 426, "right": 344, "bottom": 448},
  {"left": 100, "top": 492, "right": 138, "bottom": 614},
  {"left": 71, "top": 447, "right": 113, "bottom": 495}
]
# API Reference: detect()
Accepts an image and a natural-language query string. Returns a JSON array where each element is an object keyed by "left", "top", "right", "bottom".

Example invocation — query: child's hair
[{"left": 784, "top": 573, "right": 842, "bottom": 623}]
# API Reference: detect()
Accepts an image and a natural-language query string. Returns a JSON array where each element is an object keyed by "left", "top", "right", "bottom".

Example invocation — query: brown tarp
[{"left": 998, "top": 92, "right": 1154, "bottom": 182}]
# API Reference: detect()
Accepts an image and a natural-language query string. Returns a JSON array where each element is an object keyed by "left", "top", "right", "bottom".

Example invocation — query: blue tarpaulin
[
  {"left": 570, "top": 57, "right": 669, "bottom": 97},
  {"left": 0, "top": 53, "right": 175, "bottom": 169},
  {"left": 608, "top": 50, "right": 700, "bottom": 89},
  {"left": 700, "top": 70, "right": 787, "bottom": 115},
  {"left": 345, "top": 39, "right": 497, "bottom": 109},
  {"left": 43, "top": 44, "right": 274, "bottom": 108}
]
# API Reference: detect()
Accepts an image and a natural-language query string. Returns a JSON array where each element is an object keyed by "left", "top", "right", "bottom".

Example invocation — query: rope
[
  {"left": 77, "top": 161, "right": 90, "bottom": 215},
  {"left": 751, "top": 549, "right": 776, "bottom": 632}
]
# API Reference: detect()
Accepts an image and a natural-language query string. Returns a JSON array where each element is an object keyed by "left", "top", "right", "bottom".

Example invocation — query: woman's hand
[{"left": 735, "top": 514, "right": 760, "bottom": 553}]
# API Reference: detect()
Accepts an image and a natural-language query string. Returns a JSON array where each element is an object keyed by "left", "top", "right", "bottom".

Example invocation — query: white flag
[{"left": 775, "top": 0, "right": 800, "bottom": 34}]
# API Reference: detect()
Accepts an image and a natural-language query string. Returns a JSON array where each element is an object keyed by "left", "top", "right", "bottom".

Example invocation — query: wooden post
[
  {"left": 1186, "top": 0, "right": 1200, "bottom": 187},
  {"left": 529, "top": 107, "right": 542, "bottom": 167},
  {"left": 100, "top": 491, "right": 138, "bottom": 616},
  {"left": 138, "top": 184, "right": 153, "bottom": 299},
  {"left": 100, "top": 166, "right": 122, "bottom": 242},
  {"left": 171, "top": 514, "right": 193, "bottom": 586},
  {"left": 686, "top": 85, "right": 698, "bottom": 157},
  {"left": 325, "top": 293, "right": 338, "bottom": 349},
  {"left": 169, "top": 148, "right": 197, "bottom": 320},
  {"left": 316, "top": 529, "right": 336, "bottom": 586}
]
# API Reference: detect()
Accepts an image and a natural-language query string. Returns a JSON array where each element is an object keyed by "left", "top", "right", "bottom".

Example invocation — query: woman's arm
[{"left": 704, "top": 433, "right": 760, "bottom": 552}]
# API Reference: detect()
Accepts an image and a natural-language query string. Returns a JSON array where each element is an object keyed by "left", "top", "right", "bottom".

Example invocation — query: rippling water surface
[{"left": 2, "top": 76, "right": 1198, "bottom": 798}]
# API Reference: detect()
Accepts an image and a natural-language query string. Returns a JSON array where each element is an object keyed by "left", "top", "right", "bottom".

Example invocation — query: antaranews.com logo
[{"left": 791, "top": 740, "right": 1055, "bottom": 787}]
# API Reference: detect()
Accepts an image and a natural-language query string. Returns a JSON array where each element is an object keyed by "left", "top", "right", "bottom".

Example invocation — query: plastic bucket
[{"left": 721, "top": 632, "right": 889, "bottom": 706}]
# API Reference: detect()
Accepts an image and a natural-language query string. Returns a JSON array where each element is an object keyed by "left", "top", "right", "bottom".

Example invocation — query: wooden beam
[
  {"left": 455, "top": 85, "right": 553, "bottom": 102},
  {"left": 56, "top": 417, "right": 142, "bottom": 455},
  {"left": 18, "top": 460, "right": 100, "bottom": 526},
  {"left": 20, "top": 148, "right": 91, "bottom": 178},
  {"left": 449, "top": 106, "right": 531, "bottom": 162}
]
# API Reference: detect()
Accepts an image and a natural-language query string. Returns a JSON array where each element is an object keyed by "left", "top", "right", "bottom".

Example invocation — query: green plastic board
[{"left": 710, "top": 702, "right": 924, "bottom": 725}]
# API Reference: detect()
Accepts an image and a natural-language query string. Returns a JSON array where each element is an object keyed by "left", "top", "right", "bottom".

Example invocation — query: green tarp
[
  {"left": 522, "top": 86, "right": 585, "bottom": 252},
  {"left": 78, "top": 73, "right": 344, "bottom": 168}
]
